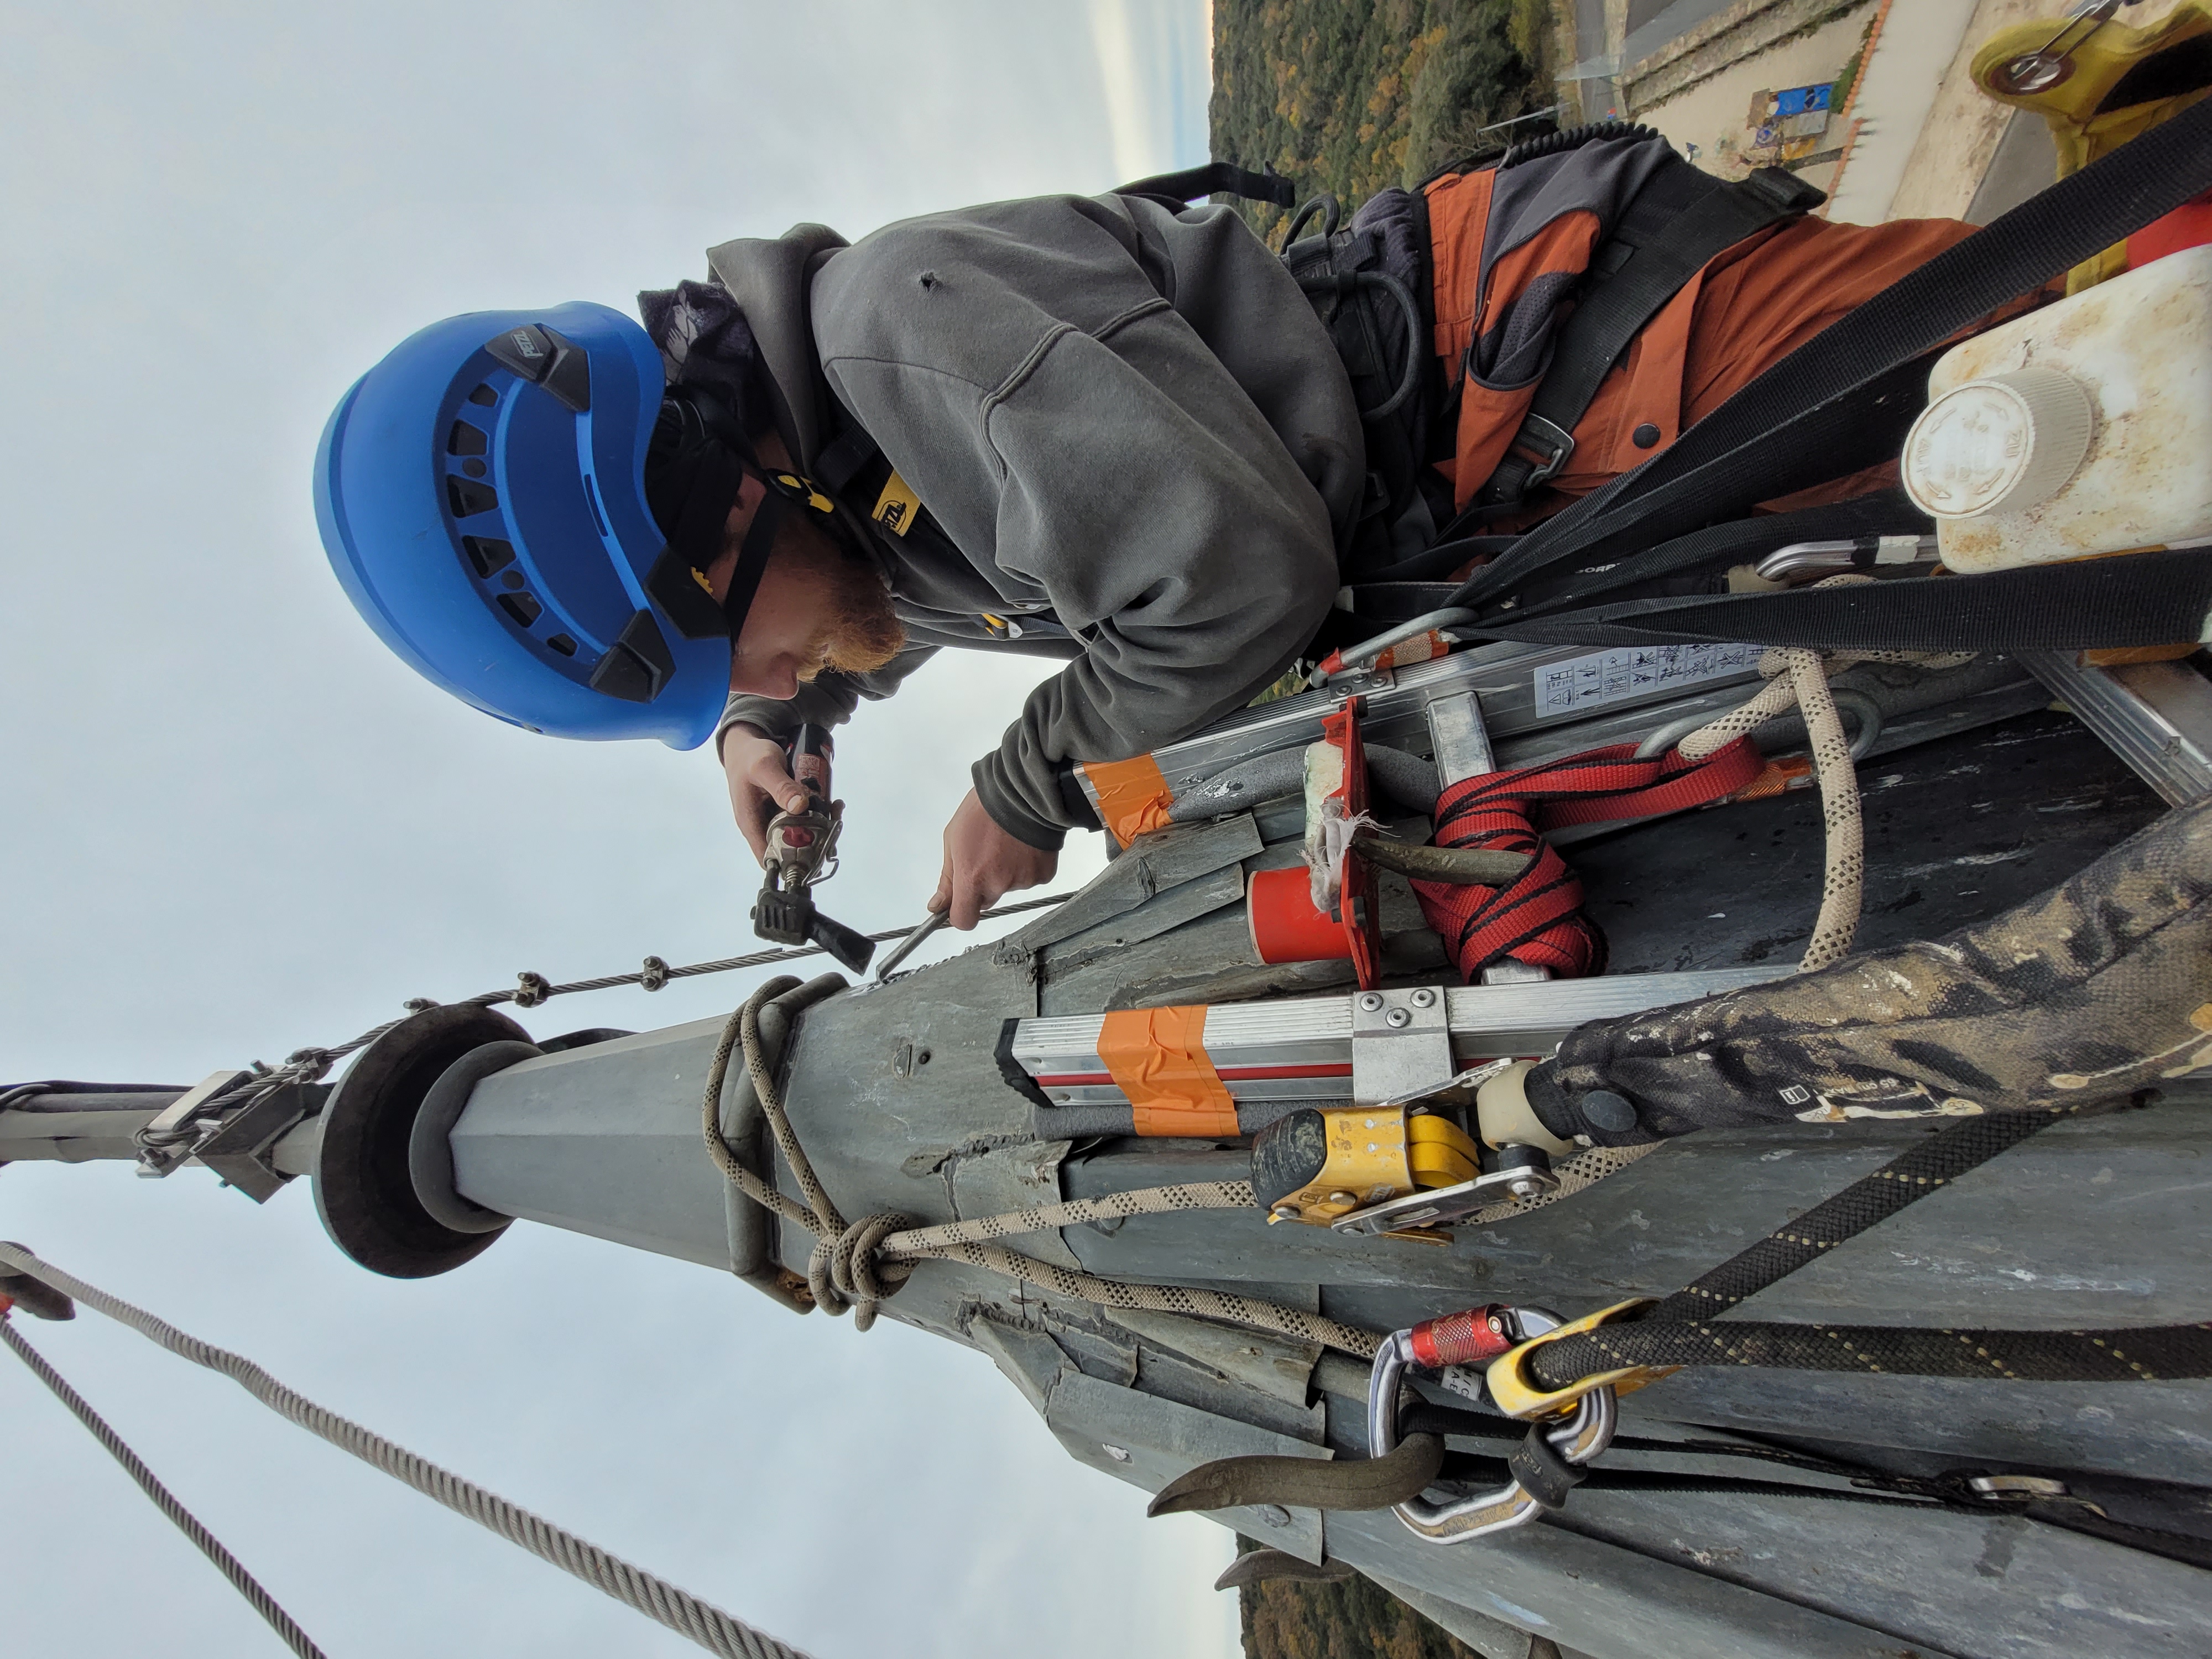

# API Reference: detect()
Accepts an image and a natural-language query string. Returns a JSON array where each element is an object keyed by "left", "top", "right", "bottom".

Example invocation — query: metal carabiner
[{"left": 1368, "top": 1306, "right": 1621, "bottom": 1545}]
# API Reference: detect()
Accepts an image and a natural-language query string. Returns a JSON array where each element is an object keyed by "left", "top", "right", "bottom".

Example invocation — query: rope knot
[{"left": 807, "top": 1213, "right": 917, "bottom": 1331}]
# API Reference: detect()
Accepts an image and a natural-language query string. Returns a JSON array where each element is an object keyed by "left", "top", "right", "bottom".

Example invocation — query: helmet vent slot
[
  {"left": 461, "top": 536, "right": 514, "bottom": 578},
  {"left": 447, "top": 420, "right": 488, "bottom": 457},
  {"left": 467, "top": 384, "right": 499, "bottom": 408},
  {"left": 546, "top": 634, "right": 577, "bottom": 657},
  {"left": 447, "top": 476, "right": 499, "bottom": 518},
  {"left": 498, "top": 592, "right": 543, "bottom": 628}
]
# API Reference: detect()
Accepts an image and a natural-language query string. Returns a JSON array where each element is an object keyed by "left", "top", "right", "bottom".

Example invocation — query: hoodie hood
[{"left": 704, "top": 223, "right": 850, "bottom": 474}]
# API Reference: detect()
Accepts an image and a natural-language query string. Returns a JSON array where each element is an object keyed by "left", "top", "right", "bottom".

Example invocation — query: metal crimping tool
[{"left": 751, "top": 724, "right": 875, "bottom": 974}]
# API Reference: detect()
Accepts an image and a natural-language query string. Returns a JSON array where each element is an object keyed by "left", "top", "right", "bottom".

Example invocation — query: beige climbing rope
[
  {"left": 701, "top": 977, "right": 1385, "bottom": 1358},
  {"left": 1673, "top": 578, "right": 1973, "bottom": 973},
  {"left": 699, "top": 977, "right": 1711, "bottom": 1353}
]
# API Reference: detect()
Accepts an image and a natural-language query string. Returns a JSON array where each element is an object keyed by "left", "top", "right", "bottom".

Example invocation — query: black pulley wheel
[{"left": 314, "top": 1003, "right": 530, "bottom": 1278}]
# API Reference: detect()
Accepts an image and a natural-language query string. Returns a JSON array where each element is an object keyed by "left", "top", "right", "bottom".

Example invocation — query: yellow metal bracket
[
  {"left": 1485, "top": 1298, "right": 1678, "bottom": 1420},
  {"left": 1271, "top": 1108, "right": 1483, "bottom": 1225}
]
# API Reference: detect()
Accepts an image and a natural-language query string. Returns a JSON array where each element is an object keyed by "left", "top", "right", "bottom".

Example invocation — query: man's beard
[{"left": 784, "top": 529, "right": 905, "bottom": 680}]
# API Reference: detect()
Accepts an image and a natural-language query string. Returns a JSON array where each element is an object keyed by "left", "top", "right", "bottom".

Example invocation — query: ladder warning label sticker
[{"left": 1534, "top": 642, "right": 1756, "bottom": 718}]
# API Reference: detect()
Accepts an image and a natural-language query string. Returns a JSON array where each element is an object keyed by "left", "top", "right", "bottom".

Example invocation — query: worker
[{"left": 315, "top": 127, "right": 1976, "bottom": 930}]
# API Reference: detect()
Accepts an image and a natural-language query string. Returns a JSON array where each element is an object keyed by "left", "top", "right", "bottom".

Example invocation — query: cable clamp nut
[{"left": 1484, "top": 1298, "right": 1676, "bottom": 1420}]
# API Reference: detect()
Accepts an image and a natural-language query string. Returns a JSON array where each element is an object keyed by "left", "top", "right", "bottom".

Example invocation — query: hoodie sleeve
[
  {"left": 714, "top": 644, "right": 938, "bottom": 758},
  {"left": 813, "top": 198, "right": 1354, "bottom": 847}
]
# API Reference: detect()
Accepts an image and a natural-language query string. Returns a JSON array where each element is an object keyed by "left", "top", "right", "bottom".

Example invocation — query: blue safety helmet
[{"left": 315, "top": 300, "right": 836, "bottom": 748}]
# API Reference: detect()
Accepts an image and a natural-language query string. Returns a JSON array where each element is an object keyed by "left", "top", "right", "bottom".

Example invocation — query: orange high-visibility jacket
[{"left": 1423, "top": 150, "right": 1976, "bottom": 518}]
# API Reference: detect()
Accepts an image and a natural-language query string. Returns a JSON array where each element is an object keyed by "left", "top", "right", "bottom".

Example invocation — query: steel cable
[
  {"left": 1, "top": 1314, "right": 328, "bottom": 1659},
  {"left": 127, "top": 893, "right": 1075, "bottom": 1168},
  {"left": 0, "top": 1245, "right": 812, "bottom": 1659}
]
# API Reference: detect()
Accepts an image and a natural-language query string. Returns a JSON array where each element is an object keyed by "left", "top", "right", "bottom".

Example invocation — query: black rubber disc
[{"left": 313, "top": 1003, "right": 531, "bottom": 1279}]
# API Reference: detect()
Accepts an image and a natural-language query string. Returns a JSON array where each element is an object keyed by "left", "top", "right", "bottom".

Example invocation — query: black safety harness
[
  {"left": 1462, "top": 143, "right": 1827, "bottom": 524},
  {"left": 637, "top": 383, "right": 843, "bottom": 667},
  {"left": 1436, "top": 93, "right": 2212, "bottom": 653}
]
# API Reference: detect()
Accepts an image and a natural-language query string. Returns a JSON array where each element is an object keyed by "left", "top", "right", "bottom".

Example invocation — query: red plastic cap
[{"left": 1247, "top": 866, "right": 1352, "bottom": 964}]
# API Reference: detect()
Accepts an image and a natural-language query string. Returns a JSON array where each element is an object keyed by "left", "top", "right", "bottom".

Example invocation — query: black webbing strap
[
  {"left": 812, "top": 423, "right": 880, "bottom": 494},
  {"left": 1113, "top": 160, "right": 1296, "bottom": 208},
  {"left": 1530, "top": 1312, "right": 2212, "bottom": 1384},
  {"left": 1472, "top": 542, "right": 2212, "bottom": 652},
  {"left": 1522, "top": 1103, "right": 2212, "bottom": 1388},
  {"left": 1510, "top": 490, "right": 1921, "bottom": 618},
  {"left": 1453, "top": 95, "right": 2212, "bottom": 618},
  {"left": 1365, "top": 1402, "right": 2212, "bottom": 1566},
  {"left": 1647, "top": 1107, "right": 2069, "bottom": 1325},
  {"left": 1477, "top": 163, "right": 1827, "bottom": 517}
]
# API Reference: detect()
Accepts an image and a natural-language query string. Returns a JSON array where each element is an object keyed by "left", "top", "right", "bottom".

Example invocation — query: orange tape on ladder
[
  {"left": 1097, "top": 1004, "right": 1239, "bottom": 1138},
  {"left": 1082, "top": 753, "right": 1175, "bottom": 847}
]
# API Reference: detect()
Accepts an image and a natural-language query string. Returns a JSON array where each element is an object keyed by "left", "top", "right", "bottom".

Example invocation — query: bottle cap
[{"left": 1901, "top": 367, "right": 2096, "bottom": 519}]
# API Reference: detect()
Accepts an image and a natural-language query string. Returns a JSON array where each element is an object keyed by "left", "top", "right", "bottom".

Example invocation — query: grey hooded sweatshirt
[{"left": 708, "top": 191, "right": 1365, "bottom": 849}]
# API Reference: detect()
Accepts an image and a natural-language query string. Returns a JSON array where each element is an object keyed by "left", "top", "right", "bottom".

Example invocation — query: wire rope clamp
[{"left": 1484, "top": 1297, "right": 1676, "bottom": 1420}]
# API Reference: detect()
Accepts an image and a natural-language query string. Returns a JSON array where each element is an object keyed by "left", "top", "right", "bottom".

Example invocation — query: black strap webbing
[
  {"left": 1454, "top": 95, "right": 2212, "bottom": 618},
  {"left": 1647, "top": 1108, "right": 2067, "bottom": 1324},
  {"left": 1113, "top": 160, "right": 1296, "bottom": 208},
  {"left": 1478, "top": 164, "right": 1827, "bottom": 515},
  {"left": 1522, "top": 1102, "right": 2212, "bottom": 1388},
  {"left": 1472, "top": 543, "right": 2212, "bottom": 653},
  {"left": 1510, "top": 491, "right": 1920, "bottom": 618},
  {"left": 812, "top": 424, "right": 880, "bottom": 494}
]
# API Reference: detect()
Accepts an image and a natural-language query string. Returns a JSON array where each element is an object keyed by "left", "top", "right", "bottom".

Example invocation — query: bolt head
[
  {"left": 1410, "top": 988, "right": 1437, "bottom": 1008},
  {"left": 1507, "top": 1177, "right": 1543, "bottom": 1199},
  {"left": 1385, "top": 1006, "right": 1411, "bottom": 1027},
  {"left": 1327, "top": 1191, "right": 1356, "bottom": 1206},
  {"left": 1269, "top": 1203, "right": 1302, "bottom": 1222},
  {"left": 1575, "top": 1088, "right": 1640, "bottom": 1135},
  {"left": 1358, "top": 992, "right": 1384, "bottom": 1012}
]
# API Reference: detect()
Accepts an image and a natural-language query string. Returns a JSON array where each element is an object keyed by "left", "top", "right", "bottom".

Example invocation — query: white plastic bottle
[{"left": 1900, "top": 244, "right": 2212, "bottom": 572}]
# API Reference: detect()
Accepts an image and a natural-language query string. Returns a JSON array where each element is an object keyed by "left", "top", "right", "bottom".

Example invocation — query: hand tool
[{"left": 750, "top": 724, "right": 875, "bottom": 973}]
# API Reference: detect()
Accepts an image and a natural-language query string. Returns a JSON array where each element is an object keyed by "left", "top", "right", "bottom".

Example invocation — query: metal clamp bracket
[
  {"left": 1350, "top": 986, "right": 1454, "bottom": 1105},
  {"left": 134, "top": 1070, "right": 254, "bottom": 1177}
]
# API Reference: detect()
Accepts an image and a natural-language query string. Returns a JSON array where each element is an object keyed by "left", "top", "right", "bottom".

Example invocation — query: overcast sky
[{"left": 0, "top": 4, "right": 1238, "bottom": 1655}]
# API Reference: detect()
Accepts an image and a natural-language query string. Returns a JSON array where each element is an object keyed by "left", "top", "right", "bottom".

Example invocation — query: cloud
[
  {"left": 1088, "top": 0, "right": 1215, "bottom": 182},
  {"left": 1, "top": 4, "right": 1228, "bottom": 1656}
]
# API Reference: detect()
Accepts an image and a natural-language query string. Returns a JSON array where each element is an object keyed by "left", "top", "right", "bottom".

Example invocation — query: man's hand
[
  {"left": 722, "top": 725, "right": 812, "bottom": 863},
  {"left": 932, "top": 789, "right": 1057, "bottom": 929}
]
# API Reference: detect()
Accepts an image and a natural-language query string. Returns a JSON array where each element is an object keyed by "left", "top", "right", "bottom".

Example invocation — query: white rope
[
  {"left": 1679, "top": 644, "right": 1866, "bottom": 970},
  {"left": 703, "top": 979, "right": 1387, "bottom": 1357},
  {"left": 1668, "top": 577, "right": 1975, "bottom": 974},
  {"left": 0, "top": 1244, "right": 812, "bottom": 1659}
]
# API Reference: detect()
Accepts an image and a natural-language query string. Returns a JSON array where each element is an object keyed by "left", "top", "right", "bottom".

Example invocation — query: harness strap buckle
[
  {"left": 1484, "top": 1297, "right": 1676, "bottom": 1418},
  {"left": 1509, "top": 414, "right": 1577, "bottom": 489}
]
